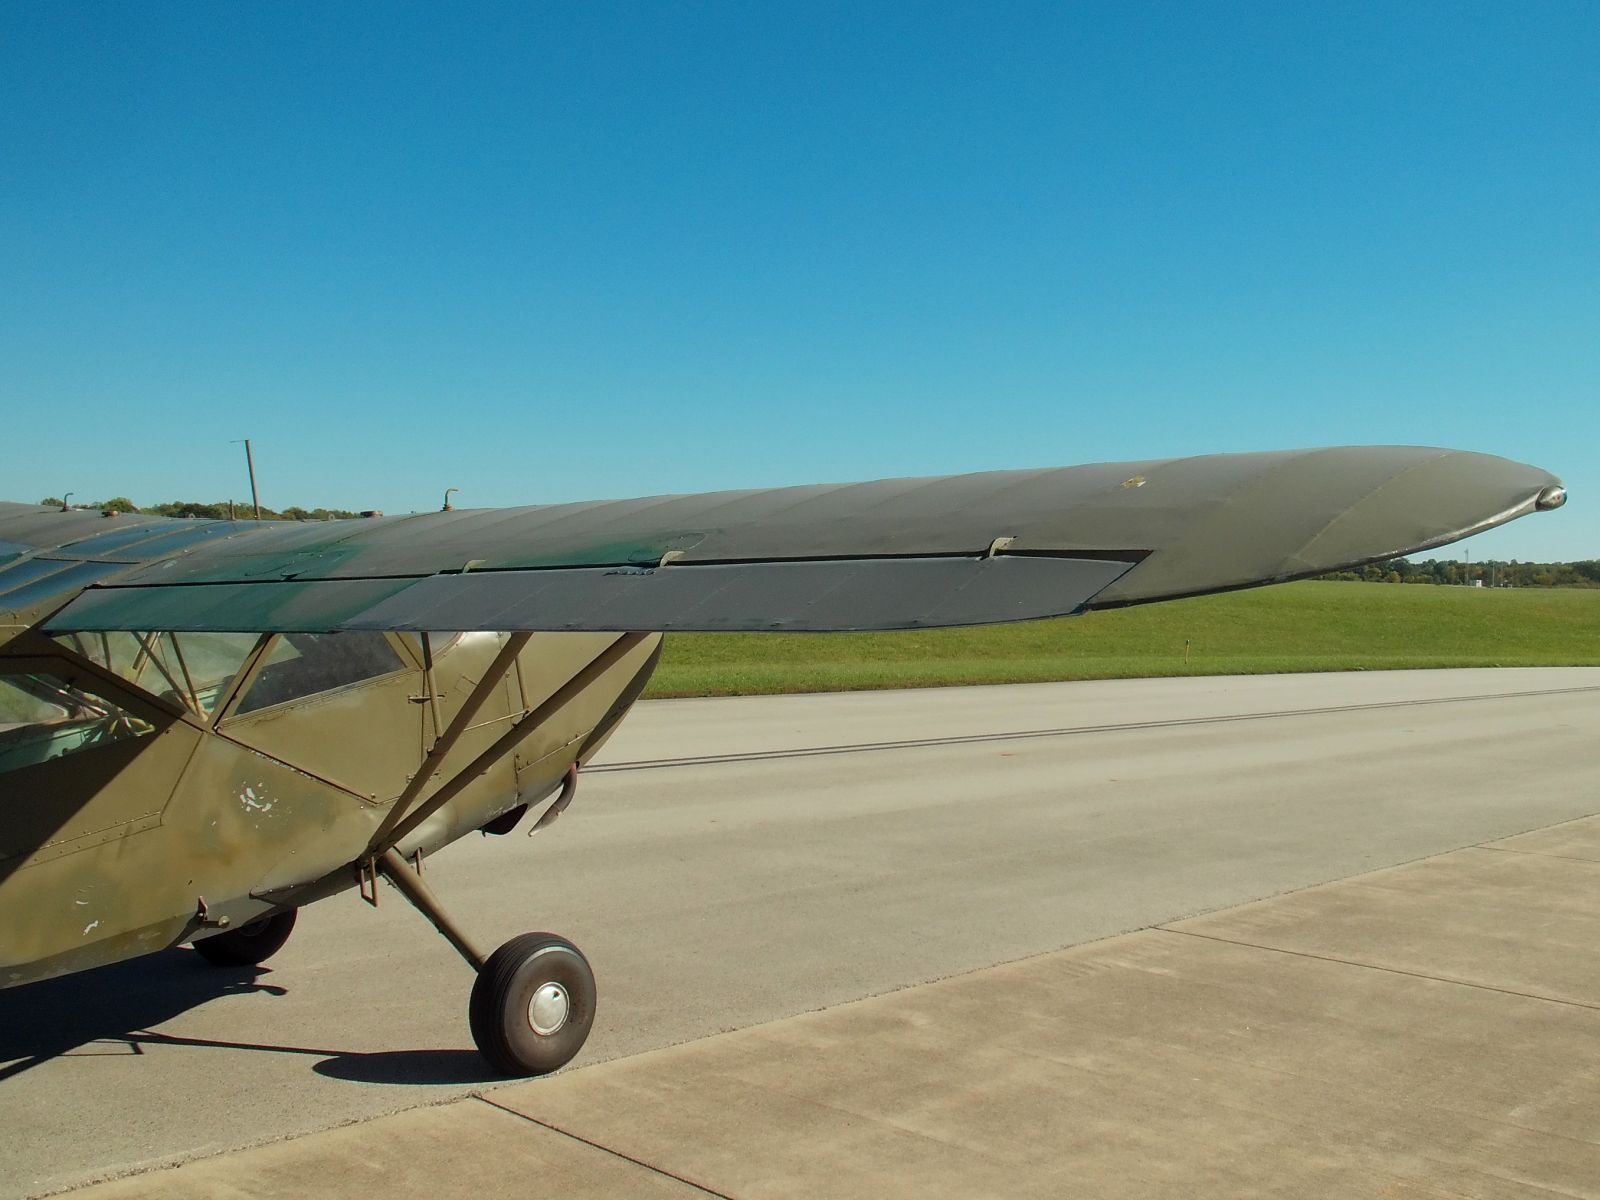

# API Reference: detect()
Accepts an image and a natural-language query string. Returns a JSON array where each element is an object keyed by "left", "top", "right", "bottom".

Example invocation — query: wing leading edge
[{"left": 34, "top": 445, "right": 1565, "bottom": 635}]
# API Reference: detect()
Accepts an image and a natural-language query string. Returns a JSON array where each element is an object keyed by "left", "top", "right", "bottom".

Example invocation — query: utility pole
[{"left": 232, "top": 439, "right": 262, "bottom": 520}]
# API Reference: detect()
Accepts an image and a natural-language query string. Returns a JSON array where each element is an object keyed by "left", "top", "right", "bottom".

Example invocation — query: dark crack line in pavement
[
  {"left": 1156, "top": 927, "right": 1600, "bottom": 1013},
  {"left": 478, "top": 1096, "right": 738, "bottom": 1199},
  {"left": 1472, "top": 843, "right": 1600, "bottom": 867},
  {"left": 590, "top": 684, "right": 1600, "bottom": 773}
]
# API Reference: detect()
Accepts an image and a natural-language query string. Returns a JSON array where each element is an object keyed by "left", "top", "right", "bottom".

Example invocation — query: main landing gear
[
  {"left": 372, "top": 847, "right": 596, "bottom": 1076},
  {"left": 340, "top": 637, "right": 642, "bottom": 1074},
  {"left": 470, "top": 933, "right": 596, "bottom": 1076},
  {"left": 193, "top": 907, "right": 299, "bottom": 966}
]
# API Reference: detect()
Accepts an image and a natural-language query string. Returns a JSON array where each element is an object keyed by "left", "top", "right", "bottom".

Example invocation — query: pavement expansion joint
[
  {"left": 476, "top": 1096, "right": 736, "bottom": 1200},
  {"left": 1155, "top": 925, "right": 1600, "bottom": 1014}
]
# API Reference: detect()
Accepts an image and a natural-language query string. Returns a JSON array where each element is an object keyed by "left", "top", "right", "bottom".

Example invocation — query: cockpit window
[
  {"left": 0, "top": 671, "right": 155, "bottom": 775},
  {"left": 54, "top": 631, "right": 260, "bottom": 720},
  {"left": 233, "top": 632, "right": 404, "bottom": 716}
]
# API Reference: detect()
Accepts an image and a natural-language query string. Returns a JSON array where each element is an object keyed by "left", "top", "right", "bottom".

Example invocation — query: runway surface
[{"left": 5, "top": 668, "right": 1599, "bottom": 1197}]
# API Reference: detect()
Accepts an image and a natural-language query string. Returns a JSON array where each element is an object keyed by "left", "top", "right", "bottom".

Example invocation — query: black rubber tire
[
  {"left": 469, "top": 933, "right": 596, "bottom": 1077},
  {"left": 193, "top": 908, "right": 298, "bottom": 967}
]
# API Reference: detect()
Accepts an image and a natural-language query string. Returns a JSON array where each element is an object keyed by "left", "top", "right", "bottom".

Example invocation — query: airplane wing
[{"left": 7, "top": 445, "right": 1565, "bottom": 635}]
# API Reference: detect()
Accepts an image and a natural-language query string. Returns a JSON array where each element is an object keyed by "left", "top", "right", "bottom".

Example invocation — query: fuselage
[{"left": 0, "top": 622, "right": 661, "bottom": 987}]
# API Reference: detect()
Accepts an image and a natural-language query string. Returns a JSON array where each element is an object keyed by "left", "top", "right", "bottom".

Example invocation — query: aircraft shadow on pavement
[
  {"left": 0, "top": 950, "right": 499, "bottom": 1087},
  {"left": 312, "top": 1048, "right": 498, "bottom": 1086},
  {"left": 0, "top": 949, "right": 287, "bottom": 1082}
]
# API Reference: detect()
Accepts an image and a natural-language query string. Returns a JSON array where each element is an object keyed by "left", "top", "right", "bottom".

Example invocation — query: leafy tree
[{"left": 149, "top": 501, "right": 230, "bottom": 520}]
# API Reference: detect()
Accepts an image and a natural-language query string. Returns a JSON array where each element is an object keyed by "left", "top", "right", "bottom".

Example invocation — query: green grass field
[{"left": 643, "top": 581, "right": 1600, "bottom": 697}]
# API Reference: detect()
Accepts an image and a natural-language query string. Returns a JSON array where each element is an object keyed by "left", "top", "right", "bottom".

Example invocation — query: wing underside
[{"left": 1, "top": 445, "right": 1563, "bottom": 635}]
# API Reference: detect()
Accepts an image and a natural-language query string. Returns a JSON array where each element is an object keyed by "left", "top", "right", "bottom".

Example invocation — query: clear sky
[{"left": 2, "top": 1, "right": 1594, "bottom": 561}]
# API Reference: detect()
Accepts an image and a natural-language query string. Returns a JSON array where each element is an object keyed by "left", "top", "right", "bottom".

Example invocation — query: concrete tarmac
[{"left": 5, "top": 669, "right": 1599, "bottom": 1197}]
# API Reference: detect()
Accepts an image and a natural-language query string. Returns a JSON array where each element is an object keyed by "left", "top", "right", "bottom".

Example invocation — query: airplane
[{"left": 0, "top": 445, "right": 1567, "bottom": 1076}]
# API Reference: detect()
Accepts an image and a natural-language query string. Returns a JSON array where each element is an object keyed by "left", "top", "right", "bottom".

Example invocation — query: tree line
[
  {"left": 38, "top": 496, "right": 365, "bottom": 522},
  {"left": 1320, "top": 557, "right": 1600, "bottom": 589}
]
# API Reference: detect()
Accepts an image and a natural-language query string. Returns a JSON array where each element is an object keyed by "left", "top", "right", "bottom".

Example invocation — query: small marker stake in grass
[{"left": 1184, "top": 638, "right": 1191, "bottom": 665}]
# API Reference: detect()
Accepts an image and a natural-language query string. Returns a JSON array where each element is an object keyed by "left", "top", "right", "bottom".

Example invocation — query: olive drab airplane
[{"left": 0, "top": 446, "right": 1568, "bottom": 1075}]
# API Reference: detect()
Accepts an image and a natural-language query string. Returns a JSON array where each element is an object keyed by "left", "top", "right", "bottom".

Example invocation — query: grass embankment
[{"left": 643, "top": 581, "right": 1600, "bottom": 698}]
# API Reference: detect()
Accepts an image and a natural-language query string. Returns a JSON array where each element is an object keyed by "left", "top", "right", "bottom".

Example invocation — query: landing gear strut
[{"left": 374, "top": 848, "right": 595, "bottom": 1076}]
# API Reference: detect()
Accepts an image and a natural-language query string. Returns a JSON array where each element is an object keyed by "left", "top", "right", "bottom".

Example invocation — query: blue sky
[{"left": 2, "top": 1, "right": 1594, "bottom": 560}]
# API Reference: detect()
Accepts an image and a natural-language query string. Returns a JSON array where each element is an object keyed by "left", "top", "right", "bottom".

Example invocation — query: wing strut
[
  {"left": 369, "top": 632, "right": 533, "bottom": 852},
  {"left": 364, "top": 632, "right": 649, "bottom": 858}
]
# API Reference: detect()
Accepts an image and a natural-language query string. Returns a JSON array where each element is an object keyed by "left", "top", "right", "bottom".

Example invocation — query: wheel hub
[{"left": 528, "top": 982, "right": 570, "bottom": 1036}]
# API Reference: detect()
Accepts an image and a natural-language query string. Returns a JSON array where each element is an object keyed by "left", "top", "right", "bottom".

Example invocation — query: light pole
[{"left": 232, "top": 439, "right": 262, "bottom": 520}]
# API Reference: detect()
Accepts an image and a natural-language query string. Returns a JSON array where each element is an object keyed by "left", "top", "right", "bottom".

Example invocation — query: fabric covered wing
[{"left": 35, "top": 445, "right": 1564, "bottom": 635}]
